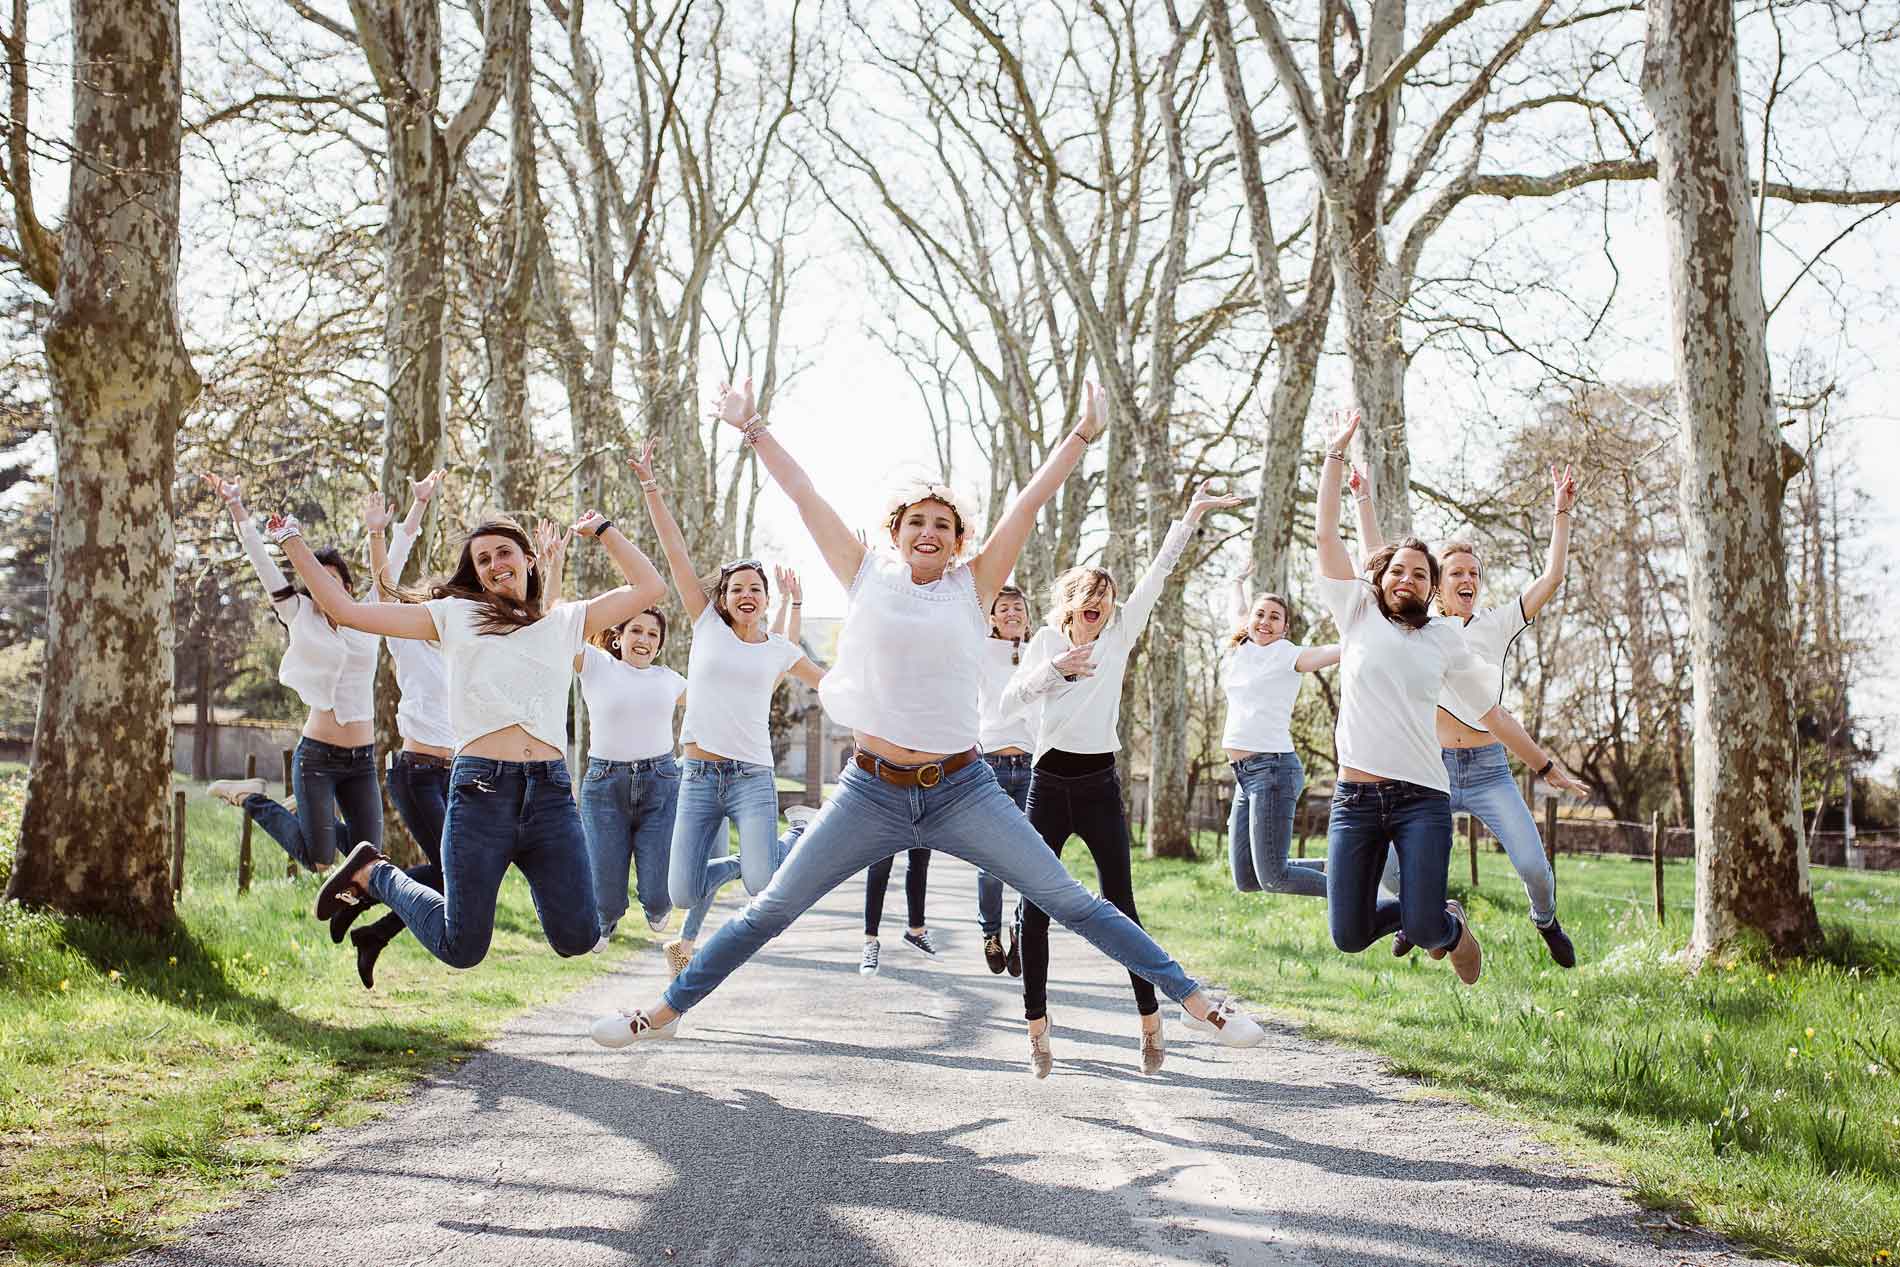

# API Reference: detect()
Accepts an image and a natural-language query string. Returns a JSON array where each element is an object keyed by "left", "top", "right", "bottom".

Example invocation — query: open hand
[
  {"left": 410, "top": 468, "right": 446, "bottom": 505},
  {"left": 263, "top": 513, "right": 303, "bottom": 545},
  {"left": 1347, "top": 464, "right": 1366, "bottom": 499},
  {"left": 362, "top": 492, "right": 394, "bottom": 533},
  {"left": 1541, "top": 758, "right": 1587, "bottom": 795},
  {"left": 1326, "top": 408, "right": 1361, "bottom": 454},
  {"left": 1186, "top": 478, "right": 1247, "bottom": 523},
  {"left": 1052, "top": 643, "right": 1097, "bottom": 679},
  {"left": 1075, "top": 381, "right": 1109, "bottom": 443},
  {"left": 711, "top": 378, "right": 757, "bottom": 430},
  {"left": 534, "top": 518, "right": 572, "bottom": 564},
  {"left": 200, "top": 470, "right": 244, "bottom": 512}
]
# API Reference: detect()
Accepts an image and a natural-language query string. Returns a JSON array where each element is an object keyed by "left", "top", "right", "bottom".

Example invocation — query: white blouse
[
  {"left": 1000, "top": 519, "right": 1191, "bottom": 761},
  {"left": 819, "top": 549, "right": 988, "bottom": 754},
  {"left": 580, "top": 645, "right": 686, "bottom": 762},
  {"left": 1316, "top": 574, "right": 1495, "bottom": 793},
  {"left": 382, "top": 522, "right": 455, "bottom": 750},
  {"left": 422, "top": 598, "right": 588, "bottom": 753},
  {"left": 241, "top": 518, "right": 378, "bottom": 724},
  {"left": 1221, "top": 638, "right": 1306, "bottom": 755}
]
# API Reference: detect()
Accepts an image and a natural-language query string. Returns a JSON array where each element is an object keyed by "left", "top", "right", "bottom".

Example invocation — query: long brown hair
[
  {"left": 391, "top": 518, "right": 545, "bottom": 635},
  {"left": 588, "top": 607, "right": 668, "bottom": 657},
  {"left": 1364, "top": 537, "right": 1439, "bottom": 632},
  {"left": 704, "top": 561, "right": 769, "bottom": 629},
  {"left": 1227, "top": 592, "right": 1291, "bottom": 648}
]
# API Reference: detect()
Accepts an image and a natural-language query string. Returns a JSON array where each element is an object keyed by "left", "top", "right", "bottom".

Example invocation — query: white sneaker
[
  {"left": 1180, "top": 997, "right": 1264, "bottom": 1048},
  {"left": 859, "top": 939, "right": 881, "bottom": 976},
  {"left": 784, "top": 803, "right": 818, "bottom": 829},
  {"left": 591, "top": 934, "right": 611, "bottom": 954},
  {"left": 645, "top": 910, "right": 670, "bottom": 934},
  {"left": 590, "top": 1009, "right": 679, "bottom": 1048},
  {"left": 206, "top": 778, "right": 265, "bottom": 807}
]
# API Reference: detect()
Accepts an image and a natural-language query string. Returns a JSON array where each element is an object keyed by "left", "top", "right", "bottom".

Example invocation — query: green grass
[
  {"left": 1104, "top": 829, "right": 1900, "bottom": 1267},
  {"left": 0, "top": 764, "right": 696, "bottom": 1264}
]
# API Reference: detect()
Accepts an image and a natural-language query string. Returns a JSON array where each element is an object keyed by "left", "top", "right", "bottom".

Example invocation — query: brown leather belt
[{"left": 853, "top": 747, "right": 980, "bottom": 789}]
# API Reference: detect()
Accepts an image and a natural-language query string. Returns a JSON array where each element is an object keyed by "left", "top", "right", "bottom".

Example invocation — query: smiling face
[
  {"left": 1439, "top": 549, "right": 1482, "bottom": 619},
  {"left": 718, "top": 566, "right": 769, "bottom": 629},
  {"left": 890, "top": 498, "right": 964, "bottom": 578},
  {"left": 1049, "top": 567, "right": 1116, "bottom": 645},
  {"left": 1378, "top": 546, "right": 1436, "bottom": 622},
  {"left": 618, "top": 610, "right": 665, "bottom": 668},
  {"left": 1247, "top": 594, "right": 1290, "bottom": 645},
  {"left": 990, "top": 591, "right": 1029, "bottom": 640},
  {"left": 469, "top": 532, "right": 534, "bottom": 603}
]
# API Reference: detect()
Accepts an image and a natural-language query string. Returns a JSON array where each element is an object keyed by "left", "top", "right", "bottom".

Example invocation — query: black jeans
[
  {"left": 243, "top": 736, "right": 382, "bottom": 870},
  {"left": 865, "top": 849, "right": 931, "bottom": 935},
  {"left": 357, "top": 752, "right": 451, "bottom": 950},
  {"left": 1020, "top": 764, "right": 1155, "bottom": 1020},
  {"left": 1326, "top": 779, "right": 1459, "bottom": 953}
]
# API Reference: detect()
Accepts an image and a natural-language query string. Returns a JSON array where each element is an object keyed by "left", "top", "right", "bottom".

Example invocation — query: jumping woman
[
  {"left": 627, "top": 441, "right": 824, "bottom": 980},
  {"left": 1351, "top": 463, "right": 1587, "bottom": 966},
  {"left": 974, "top": 585, "right": 1034, "bottom": 977},
  {"left": 202, "top": 472, "right": 383, "bottom": 873},
  {"left": 273, "top": 507, "right": 668, "bottom": 968},
  {"left": 999, "top": 479, "right": 1244, "bottom": 1078},
  {"left": 1313, "top": 410, "right": 1492, "bottom": 984},
  {"left": 574, "top": 602, "right": 686, "bottom": 949},
  {"left": 590, "top": 378, "right": 1265, "bottom": 1062},
  {"left": 1222, "top": 579, "right": 1341, "bottom": 902}
]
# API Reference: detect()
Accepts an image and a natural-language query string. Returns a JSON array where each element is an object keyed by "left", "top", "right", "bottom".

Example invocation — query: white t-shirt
[
  {"left": 1221, "top": 638, "right": 1306, "bottom": 754},
  {"left": 423, "top": 598, "right": 588, "bottom": 753},
  {"left": 820, "top": 549, "right": 988, "bottom": 754},
  {"left": 679, "top": 604, "right": 804, "bottom": 768},
  {"left": 1317, "top": 574, "right": 1495, "bottom": 793},
  {"left": 1436, "top": 600, "right": 1529, "bottom": 732},
  {"left": 977, "top": 638, "right": 1034, "bottom": 753},
  {"left": 579, "top": 645, "right": 686, "bottom": 762},
  {"left": 383, "top": 522, "right": 454, "bottom": 750},
  {"left": 1000, "top": 519, "right": 1190, "bottom": 761}
]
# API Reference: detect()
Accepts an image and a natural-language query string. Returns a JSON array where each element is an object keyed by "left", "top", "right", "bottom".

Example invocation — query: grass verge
[
  {"left": 0, "top": 765, "right": 677, "bottom": 1264},
  {"left": 1109, "top": 830, "right": 1900, "bottom": 1267}
]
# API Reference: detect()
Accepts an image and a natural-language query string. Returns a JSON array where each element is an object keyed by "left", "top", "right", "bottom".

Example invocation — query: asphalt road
[{"left": 135, "top": 855, "right": 1774, "bottom": 1267}]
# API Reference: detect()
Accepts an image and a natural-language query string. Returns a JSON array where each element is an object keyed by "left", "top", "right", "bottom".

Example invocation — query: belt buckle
[{"left": 916, "top": 762, "right": 944, "bottom": 788}]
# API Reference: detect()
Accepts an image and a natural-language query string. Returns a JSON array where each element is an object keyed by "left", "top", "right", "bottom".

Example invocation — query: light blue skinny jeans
[
  {"left": 663, "top": 756, "right": 1201, "bottom": 1015},
  {"left": 1379, "top": 742, "right": 1557, "bottom": 925},
  {"left": 1228, "top": 751, "right": 1327, "bottom": 898},
  {"left": 667, "top": 757, "right": 784, "bottom": 941}
]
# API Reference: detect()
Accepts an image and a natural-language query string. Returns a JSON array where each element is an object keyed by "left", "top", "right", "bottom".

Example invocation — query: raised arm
[
  {"left": 1348, "top": 463, "right": 1385, "bottom": 563},
  {"left": 1293, "top": 643, "right": 1342, "bottom": 673},
  {"left": 203, "top": 471, "right": 296, "bottom": 614},
  {"left": 572, "top": 510, "right": 669, "bottom": 640},
  {"left": 270, "top": 515, "right": 439, "bottom": 639},
  {"left": 384, "top": 467, "right": 445, "bottom": 585},
  {"left": 1228, "top": 577, "right": 1251, "bottom": 625},
  {"left": 1519, "top": 464, "right": 1576, "bottom": 621},
  {"left": 1315, "top": 410, "right": 1361, "bottom": 581},
  {"left": 1122, "top": 479, "right": 1245, "bottom": 637},
  {"left": 773, "top": 566, "right": 803, "bottom": 646},
  {"left": 628, "top": 438, "right": 711, "bottom": 621},
  {"left": 713, "top": 378, "right": 865, "bottom": 590},
  {"left": 968, "top": 380, "right": 1108, "bottom": 601},
  {"left": 362, "top": 493, "right": 396, "bottom": 603},
  {"left": 533, "top": 518, "right": 572, "bottom": 608},
  {"left": 1481, "top": 704, "right": 1587, "bottom": 793}
]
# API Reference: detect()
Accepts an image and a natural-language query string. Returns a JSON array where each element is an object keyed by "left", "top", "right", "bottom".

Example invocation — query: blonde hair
[
  {"left": 1228, "top": 592, "right": 1291, "bottom": 648},
  {"left": 1047, "top": 565, "right": 1117, "bottom": 637},
  {"left": 883, "top": 479, "right": 975, "bottom": 559}
]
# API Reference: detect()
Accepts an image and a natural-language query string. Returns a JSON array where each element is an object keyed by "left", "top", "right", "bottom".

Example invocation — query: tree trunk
[
  {"left": 479, "top": 0, "right": 539, "bottom": 515},
  {"left": 1335, "top": 265, "right": 1412, "bottom": 537},
  {"left": 1640, "top": 0, "right": 1820, "bottom": 959},
  {"left": 9, "top": 0, "right": 199, "bottom": 931}
]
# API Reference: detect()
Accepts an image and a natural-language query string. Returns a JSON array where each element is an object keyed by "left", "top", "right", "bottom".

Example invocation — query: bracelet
[
  {"left": 790, "top": 601, "right": 802, "bottom": 607},
  {"left": 367, "top": 528, "right": 386, "bottom": 536},
  {"left": 593, "top": 519, "right": 615, "bottom": 540},
  {"left": 1325, "top": 450, "right": 1345, "bottom": 463},
  {"left": 1353, "top": 494, "right": 1370, "bottom": 504},
  {"left": 739, "top": 414, "right": 769, "bottom": 446},
  {"left": 1554, "top": 509, "right": 1571, "bottom": 517},
  {"left": 640, "top": 479, "right": 659, "bottom": 492},
  {"left": 1537, "top": 758, "right": 1554, "bottom": 779}
]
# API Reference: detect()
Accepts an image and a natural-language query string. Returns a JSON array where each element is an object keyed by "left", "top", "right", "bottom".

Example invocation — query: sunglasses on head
[{"left": 722, "top": 559, "right": 765, "bottom": 575}]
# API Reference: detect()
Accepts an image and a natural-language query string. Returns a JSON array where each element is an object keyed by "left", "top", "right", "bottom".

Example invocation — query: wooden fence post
[
  {"left": 282, "top": 748, "right": 296, "bottom": 878},
  {"left": 171, "top": 789, "right": 187, "bottom": 897},
  {"left": 1466, "top": 812, "right": 1478, "bottom": 886},
  {"left": 1296, "top": 802, "right": 1307, "bottom": 859},
  {"left": 1651, "top": 811, "right": 1665, "bottom": 925},
  {"left": 237, "top": 752, "right": 256, "bottom": 894},
  {"left": 1544, "top": 795, "right": 1558, "bottom": 897}
]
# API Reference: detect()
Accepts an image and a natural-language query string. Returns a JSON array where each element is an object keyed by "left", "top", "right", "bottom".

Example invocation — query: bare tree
[{"left": 2, "top": 0, "right": 202, "bottom": 928}]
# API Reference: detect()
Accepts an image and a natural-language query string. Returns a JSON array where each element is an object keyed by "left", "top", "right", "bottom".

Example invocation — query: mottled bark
[
  {"left": 1639, "top": 0, "right": 1819, "bottom": 958},
  {"left": 8, "top": 0, "right": 200, "bottom": 930},
  {"left": 477, "top": 0, "right": 539, "bottom": 514}
]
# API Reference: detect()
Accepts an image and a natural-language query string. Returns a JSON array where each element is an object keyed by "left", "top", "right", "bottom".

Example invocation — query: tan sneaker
[
  {"left": 663, "top": 938, "right": 693, "bottom": 980},
  {"left": 1028, "top": 1020, "right": 1053, "bottom": 1079},
  {"left": 206, "top": 778, "right": 265, "bottom": 807},
  {"left": 1140, "top": 1018, "right": 1165, "bottom": 1075},
  {"left": 1444, "top": 900, "right": 1483, "bottom": 985}
]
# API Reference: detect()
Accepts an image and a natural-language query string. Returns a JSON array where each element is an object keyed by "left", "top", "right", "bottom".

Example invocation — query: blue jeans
[
  {"left": 581, "top": 755, "right": 681, "bottom": 935},
  {"left": 1327, "top": 779, "right": 1460, "bottom": 954},
  {"left": 667, "top": 759, "right": 782, "bottom": 941},
  {"left": 977, "top": 753, "right": 1031, "bottom": 935},
  {"left": 366, "top": 757, "right": 599, "bottom": 969},
  {"left": 1376, "top": 744, "right": 1557, "bottom": 925},
  {"left": 1229, "top": 752, "right": 1325, "bottom": 898},
  {"left": 355, "top": 752, "right": 450, "bottom": 950},
  {"left": 243, "top": 735, "right": 382, "bottom": 870},
  {"left": 664, "top": 757, "right": 1200, "bottom": 1015}
]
